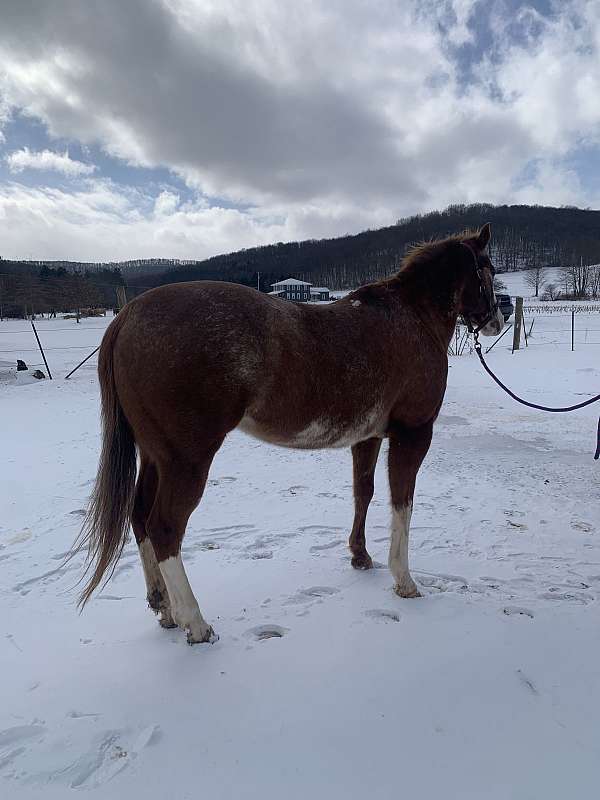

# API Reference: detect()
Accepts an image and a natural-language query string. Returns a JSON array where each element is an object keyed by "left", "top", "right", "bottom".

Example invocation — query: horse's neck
[
  {"left": 393, "top": 270, "right": 460, "bottom": 352},
  {"left": 407, "top": 301, "right": 457, "bottom": 354}
]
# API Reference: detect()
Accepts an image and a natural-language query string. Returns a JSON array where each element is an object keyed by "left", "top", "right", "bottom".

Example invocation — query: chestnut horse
[{"left": 76, "top": 224, "right": 502, "bottom": 643}]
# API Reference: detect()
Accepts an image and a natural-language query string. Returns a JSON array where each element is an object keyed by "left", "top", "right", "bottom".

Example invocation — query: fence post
[
  {"left": 115, "top": 285, "right": 128, "bottom": 313},
  {"left": 571, "top": 309, "right": 575, "bottom": 352},
  {"left": 485, "top": 322, "right": 512, "bottom": 354},
  {"left": 512, "top": 296, "right": 523, "bottom": 353},
  {"left": 30, "top": 319, "right": 53, "bottom": 379},
  {"left": 65, "top": 345, "right": 100, "bottom": 380}
]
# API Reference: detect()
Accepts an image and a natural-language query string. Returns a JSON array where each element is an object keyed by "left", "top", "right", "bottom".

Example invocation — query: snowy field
[{"left": 1, "top": 298, "right": 600, "bottom": 799}]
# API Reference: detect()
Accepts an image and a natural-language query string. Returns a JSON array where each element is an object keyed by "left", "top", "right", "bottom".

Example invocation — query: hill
[
  {"left": 2, "top": 203, "right": 600, "bottom": 316},
  {"left": 126, "top": 202, "right": 600, "bottom": 292}
]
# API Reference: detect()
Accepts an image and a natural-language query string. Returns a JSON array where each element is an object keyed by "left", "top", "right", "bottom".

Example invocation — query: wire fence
[
  {"left": 449, "top": 310, "right": 600, "bottom": 355},
  {"left": 0, "top": 319, "right": 107, "bottom": 379},
  {"left": 523, "top": 304, "right": 600, "bottom": 314},
  {"left": 2, "top": 308, "right": 600, "bottom": 380}
]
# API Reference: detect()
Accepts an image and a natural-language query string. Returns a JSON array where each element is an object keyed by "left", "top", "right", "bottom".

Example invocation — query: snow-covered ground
[
  {"left": 499, "top": 267, "right": 600, "bottom": 307},
  {"left": 497, "top": 268, "right": 561, "bottom": 300},
  {"left": 1, "top": 309, "right": 600, "bottom": 799}
]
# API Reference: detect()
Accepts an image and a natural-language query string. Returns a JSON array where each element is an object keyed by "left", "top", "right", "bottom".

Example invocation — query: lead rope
[{"left": 473, "top": 331, "right": 600, "bottom": 460}]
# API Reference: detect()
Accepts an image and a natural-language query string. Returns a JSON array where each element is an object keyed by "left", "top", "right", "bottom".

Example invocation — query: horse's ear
[{"left": 476, "top": 223, "right": 491, "bottom": 251}]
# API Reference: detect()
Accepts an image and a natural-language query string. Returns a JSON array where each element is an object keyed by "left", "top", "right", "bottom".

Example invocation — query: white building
[{"left": 270, "top": 278, "right": 331, "bottom": 302}]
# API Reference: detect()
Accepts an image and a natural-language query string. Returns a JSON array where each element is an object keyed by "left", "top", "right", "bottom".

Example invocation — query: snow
[
  {"left": 497, "top": 267, "right": 595, "bottom": 303},
  {"left": 2, "top": 311, "right": 600, "bottom": 799},
  {"left": 271, "top": 278, "right": 312, "bottom": 287},
  {"left": 497, "top": 268, "right": 556, "bottom": 299}
]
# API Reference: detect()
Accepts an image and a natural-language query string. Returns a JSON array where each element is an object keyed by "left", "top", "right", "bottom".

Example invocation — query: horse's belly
[{"left": 237, "top": 408, "right": 385, "bottom": 449}]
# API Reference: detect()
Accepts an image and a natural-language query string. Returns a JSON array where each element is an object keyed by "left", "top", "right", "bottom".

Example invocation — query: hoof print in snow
[
  {"left": 416, "top": 573, "right": 468, "bottom": 593},
  {"left": 247, "top": 624, "right": 288, "bottom": 641},
  {"left": 284, "top": 586, "right": 340, "bottom": 605},
  {"left": 502, "top": 606, "right": 534, "bottom": 618},
  {"left": 516, "top": 669, "right": 538, "bottom": 695},
  {"left": 539, "top": 588, "right": 592, "bottom": 604},
  {"left": 283, "top": 485, "right": 308, "bottom": 496},
  {"left": 309, "top": 539, "right": 343, "bottom": 553},
  {"left": 248, "top": 550, "right": 273, "bottom": 560},
  {"left": 571, "top": 521, "right": 593, "bottom": 533},
  {"left": 298, "top": 525, "right": 344, "bottom": 534},
  {"left": 364, "top": 609, "right": 400, "bottom": 623},
  {"left": 208, "top": 475, "right": 237, "bottom": 487}
]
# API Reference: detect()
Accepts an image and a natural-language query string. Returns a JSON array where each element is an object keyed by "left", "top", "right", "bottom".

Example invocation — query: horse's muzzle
[{"left": 479, "top": 307, "right": 504, "bottom": 337}]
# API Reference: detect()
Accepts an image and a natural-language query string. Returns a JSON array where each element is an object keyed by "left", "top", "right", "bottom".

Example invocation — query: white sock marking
[
  {"left": 388, "top": 502, "right": 419, "bottom": 596},
  {"left": 138, "top": 539, "right": 163, "bottom": 594},
  {"left": 159, "top": 554, "right": 212, "bottom": 642}
]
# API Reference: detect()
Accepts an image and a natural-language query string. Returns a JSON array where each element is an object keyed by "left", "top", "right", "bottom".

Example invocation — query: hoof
[
  {"left": 147, "top": 589, "right": 163, "bottom": 614},
  {"left": 148, "top": 590, "right": 175, "bottom": 626},
  {"left": 394, "top": 583, "right": 422, "bottom": 599},
  {"left": 187, "top": 625, "right": 219, "bottom": 646},
  {"left": 351, "top": 552, "right": 373, "bottom": 570}
]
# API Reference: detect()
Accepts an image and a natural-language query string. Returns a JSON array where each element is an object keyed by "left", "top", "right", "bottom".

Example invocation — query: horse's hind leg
[
  {"left": 147, "top": 445, "right": 223, "bottom": 644},
  {"left": 387, "top": 421, "right": 433, "bottom": 598},
  {"left": 131, "top": 458, "right": 175, "bottom": 628},
  {"left": 349, "top": 438, "right": 382, "bottom": 569}
]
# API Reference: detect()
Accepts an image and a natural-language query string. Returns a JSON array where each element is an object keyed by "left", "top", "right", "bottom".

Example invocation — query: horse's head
[{"left": 456, "top": 224, "right": 504, "bottom": 337}]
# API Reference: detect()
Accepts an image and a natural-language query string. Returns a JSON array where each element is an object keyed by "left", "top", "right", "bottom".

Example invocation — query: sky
[{"left": 1, "top": 0, "right": 600, "bottom": 262}]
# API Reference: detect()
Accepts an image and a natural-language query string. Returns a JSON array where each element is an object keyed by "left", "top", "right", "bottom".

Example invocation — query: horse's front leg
[
  {"left": 349, "top": 437, "right": 382, "bottom": 569},
  {"left": 387, "top": 421, "right": 433, "bottom": 597}
]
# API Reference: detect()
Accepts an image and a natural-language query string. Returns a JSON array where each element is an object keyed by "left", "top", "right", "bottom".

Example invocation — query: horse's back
[{"left": 104, "top": 280, "right": 445, "bottom": 454}]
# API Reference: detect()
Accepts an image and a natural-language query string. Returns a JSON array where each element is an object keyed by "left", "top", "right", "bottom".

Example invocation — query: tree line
[
  {"left": 126, "top": 203, "right": 600, "bottom": 298},
  {"left": 0, "top": 262, "right": 125, "bottom": 320},
  {"left": 2, "top": 203, "right": 600, "bottom": 317}
]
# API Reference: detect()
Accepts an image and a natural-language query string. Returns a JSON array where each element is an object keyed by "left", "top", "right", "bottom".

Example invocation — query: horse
[{"left": 75, "top": 224, "right": 503, "bottom": 644}]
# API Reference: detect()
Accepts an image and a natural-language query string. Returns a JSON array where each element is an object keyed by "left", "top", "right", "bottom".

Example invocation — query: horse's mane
[{"left": 349, "top": 229, "right": 479, "bottom": 305}]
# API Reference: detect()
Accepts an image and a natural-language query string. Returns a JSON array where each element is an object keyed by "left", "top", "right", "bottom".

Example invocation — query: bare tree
[
  {"left": 543, "top": 282, "right": 560, "bottom": 301},
  {"left": 66, "top": 274, "right": 103, "bottom": 322},
  {"left": 589, "top": 264, "right": 600, "bottom": 299},
  {"left": 524, "top": 266, "right": 547, "bottom": 298},
  {"left": 560, "top": 258, "right": 592, "bottom": 298}
]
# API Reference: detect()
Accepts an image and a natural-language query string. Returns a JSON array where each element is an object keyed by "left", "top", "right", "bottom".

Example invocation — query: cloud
[
  {"left": 0, "top": 0, "right": 599, "bottom": 259},
  {"left": 0, "top": 0, "right": 467, "bottom": 208},
  {"left": 0, "top": 180, "right": 292, "bottom": 261},
  {"left": 6, "top": 147, "right": 97, "bottom": 176}
]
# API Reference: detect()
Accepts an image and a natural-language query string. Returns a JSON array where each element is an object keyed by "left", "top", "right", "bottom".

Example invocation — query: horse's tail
[{"left": 76, "top": 306, "right": 137, "bottom": 608}]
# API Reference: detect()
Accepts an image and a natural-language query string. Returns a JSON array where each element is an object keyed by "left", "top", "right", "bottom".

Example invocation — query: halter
[
  {"left": 458, "top": 241, "right": 599, "bottom": 460},
  {"left": 460, "top": 241, "right": 499, "bottom": 335}
]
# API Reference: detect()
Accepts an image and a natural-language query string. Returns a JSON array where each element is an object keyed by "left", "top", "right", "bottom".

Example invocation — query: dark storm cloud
[
  {"left": 1, "top": 0, "right": 599, "bottom": 260},
  {"left": 0, "top": 0, "right": 426, "bottom": 205}
]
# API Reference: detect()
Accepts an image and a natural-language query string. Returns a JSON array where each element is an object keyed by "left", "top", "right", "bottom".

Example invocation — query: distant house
[
  {"left": 270, "top": 278, "right": 331, "bottom": 302},
  {"left": 310, "top": 286, "right": 330, "bottom": 302},
  {"left": 270, "top": 278, "right": 312, "bottom": 301}
]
